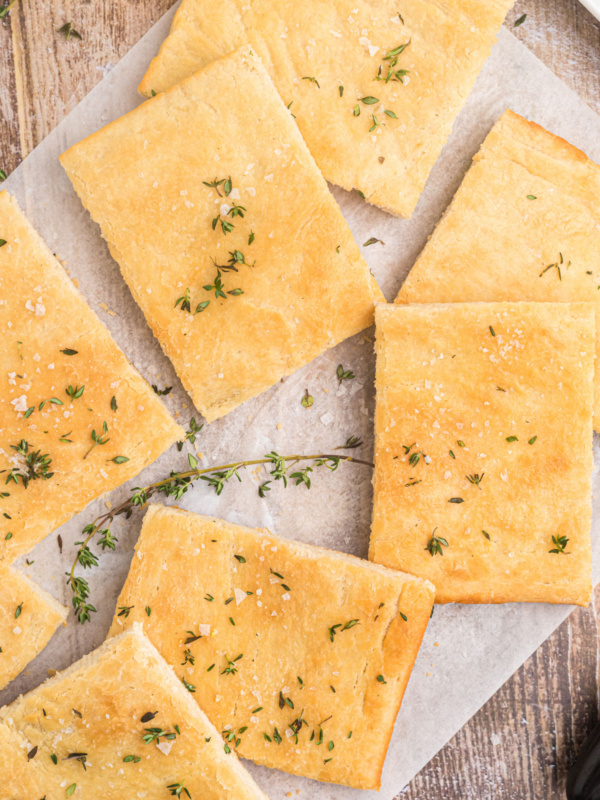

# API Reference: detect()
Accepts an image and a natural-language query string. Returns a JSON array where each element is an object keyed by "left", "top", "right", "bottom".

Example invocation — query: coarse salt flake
[
  {"left": 234, "top": 588, "right": 248, "bottom": 606},
  {"left": 11, "top": 395, "right": 28, "bottom": 413}
]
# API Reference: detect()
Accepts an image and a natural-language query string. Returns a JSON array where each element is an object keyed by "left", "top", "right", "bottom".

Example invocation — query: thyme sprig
[
  {"left": 67, "top": 446, "right": 372, "bottom": 623},
  {"left": 83, "top": 421, "right": 109, "bottom": 460},
  {"left": 549, "top": 534, "right": 569, "bottom": 554},
  {"left": 203, "top": 250, "right": 253, "bottom": 300},
  {"left": 336, "top": 364, "right": 355, "bottom": 385},
  {"left": 175, "top": 287, "right": 209, "bottom": 316},
  {"left": 376, "top": 42, "right": 411, "bottom": 83},
  {"left": 175, "top": 250, "right": 253, "bottom": 314},
  {"left": 168, "top": 781, "right": 191, "bottom": 799},
  {"left": 176, "top": 417, "right": 203, "bottom": 452},
  {"left": 425, "top": 529, "right": 448, "bottom": 557},
  {"left": 206, "top": 176, "right": 246, "bottom": 235},
  {"left": 3, "top": 440, "right": 54, "bottom": 487}
]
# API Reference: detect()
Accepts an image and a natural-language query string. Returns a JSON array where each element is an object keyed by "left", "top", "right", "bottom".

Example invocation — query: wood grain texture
[{"left": 1, "top": 1, "right": 600, "bottom": 798}]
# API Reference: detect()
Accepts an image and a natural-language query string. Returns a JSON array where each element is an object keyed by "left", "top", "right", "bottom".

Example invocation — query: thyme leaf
[{"left": 57, "top": 22, "right": 82, "bottom": 40}]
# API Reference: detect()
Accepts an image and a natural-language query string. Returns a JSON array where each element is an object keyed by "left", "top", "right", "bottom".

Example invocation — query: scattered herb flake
[
  {"left": 301, "top": 390, "right": 314, "bottom": 408},
  {"left": 152, "top": 384, "right": 172, "bottom": 396},
  {"left": 57, "top": 22, "right": 82, "bottom": 40},
  {"left": 302, "top": 76, "right": 320, "bottom": 88}
]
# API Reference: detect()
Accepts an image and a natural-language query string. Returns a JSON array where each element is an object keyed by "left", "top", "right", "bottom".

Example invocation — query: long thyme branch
[{"left": 67, "top": 450, "right": 372, "bottom": 624}]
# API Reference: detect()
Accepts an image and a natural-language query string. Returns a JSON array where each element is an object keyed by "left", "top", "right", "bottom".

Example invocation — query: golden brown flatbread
[
  {"left": 0, "top": 626, "right": 269, "bottom": 800},
  {"left": 109, "top": 504, "right": 435, "bottom": 789},
  {"left": 370, "top": 301, "right": 594, "bottom": 605},
  {"left": 0, "top": 565, "right": 67, "bottom": 691},
  {"left": 0, "top": 191, "right": 183, "bottom": 562},
  {"left": 60, "top": 47, "right": 383, "bottom": 423}
]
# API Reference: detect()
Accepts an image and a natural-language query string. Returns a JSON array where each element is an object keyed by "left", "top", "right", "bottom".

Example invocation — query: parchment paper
[{"left": 2, "top": 8, "right": 600, "bottom": 798}]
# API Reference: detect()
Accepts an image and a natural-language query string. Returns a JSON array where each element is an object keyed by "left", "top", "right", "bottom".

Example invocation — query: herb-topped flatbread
[
  {"left": 0, "top": 626, "right": 269, "bottom": 800},
  {"left": 109, "top": 504, "right": 435, "bottom": 790},
  {"left": 60, "top": 47, "right": 383, "bottom": 423},
  {"left": 0, "top": 565, "right": 67, "bottom": 691},
  {"left": 396, "top": 110, "right": 600, "bottom": 427},
  {"left": 371, "top": 302, "right": 595, "bottom": 605},
  {"left": 138, "top": 0, "right": 515, "bottom": 218},
  {"left": 0, "top": 191, "right": 183, "bottom": 562}
]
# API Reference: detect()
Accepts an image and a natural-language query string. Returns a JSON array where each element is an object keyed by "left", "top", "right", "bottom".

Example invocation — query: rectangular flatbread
[
  {"left": 396, "top": 109, "right": 600, "bottom": 426},
  {"left": 0, "top": 566, "right": 67, "bottom": 691},
  {"left": 138, "top": 0, "right": 515, "bottom": 218},
  {"left": 370, "top": 302, "right": 595, "bottom": 605},
  {"left": 0, "top": 625, "right": 269, "bottom": 800},
  {"left": 0, "top": 191, "right": 183, "bottom": 562},
  {"left": 109, "top": 504, "right": 435, "bottom": 790},
  {"left": 60, "top": 47, "right": 383, "bottom": 423}
]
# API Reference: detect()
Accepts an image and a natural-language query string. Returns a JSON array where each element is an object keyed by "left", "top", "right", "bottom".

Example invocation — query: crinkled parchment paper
[{"left": 2, "top": 7, "right": 600, "bottom": 798}]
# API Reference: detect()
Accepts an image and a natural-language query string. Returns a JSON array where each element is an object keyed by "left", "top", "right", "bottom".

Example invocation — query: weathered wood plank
[
  {"left": 509, "top": 0, "right": 600, "bottom": 116},
  {"left": 0, "top": 4, "right": 19, "bottom": 175}
]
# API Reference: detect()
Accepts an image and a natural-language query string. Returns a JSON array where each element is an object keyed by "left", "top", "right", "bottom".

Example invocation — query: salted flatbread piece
[
  {"left": 109, "top": 503, "right": 435, "bottom": 790},
  {"left": 138, "top": 0, "right": 515, "bottom": 218},
  {"left": 60, "top": 47, "right": 383, "bottom": 423},
  {"left": 0, "top": 565, "right": 67, "bottom": 691},
  {"left": 0, "top": 191, "right": 183, "bottom": 562},
  {"left": 396, "top": 109, "right": 600, "bottom": 426},
  {"left": 0, "top": 625, "right": 269, "bottom": 800},
  {"left": 370, "top": 302, "right": 595, "bottom": 605}
]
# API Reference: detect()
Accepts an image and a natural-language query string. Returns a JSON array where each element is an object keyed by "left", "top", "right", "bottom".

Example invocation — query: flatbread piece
[
  {"left": 109, "top": 504, "right": 435, "bottom": 789},
  {"left": 0, "top": 625, "right": 269, "bottom": 800},
  {"left": 0, "top": 566, "right": 67, "bottom": 692},
  {"left": 370, "top": 302, "right": 594, "bottom": 605},
  {"left": 0, "top": 191, "right": 183, "bottom": 562},
  {"left": 60, "top": 47, "right": 383, "bottom": 423}
]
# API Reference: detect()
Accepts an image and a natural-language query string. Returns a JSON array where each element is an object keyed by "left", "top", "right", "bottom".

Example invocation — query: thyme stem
[
  {"left": 0, "top": 0, "right": 20, "bottom": 18},
  {"left": 67, "top": 451, "right": 372, "bottom": 623}
]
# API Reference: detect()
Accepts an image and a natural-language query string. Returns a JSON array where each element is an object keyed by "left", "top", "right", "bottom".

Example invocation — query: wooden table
[{"left": 1, "top": 1, "right": 600, "bottom": 797}]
